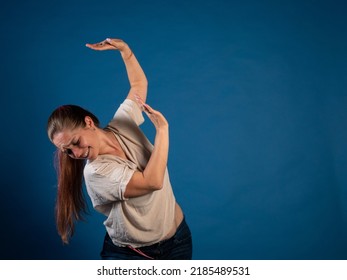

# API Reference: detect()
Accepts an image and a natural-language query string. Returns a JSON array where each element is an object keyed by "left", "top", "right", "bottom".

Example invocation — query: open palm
[{"left": 86, "top": 38, "right": 128, "bottom": 51}]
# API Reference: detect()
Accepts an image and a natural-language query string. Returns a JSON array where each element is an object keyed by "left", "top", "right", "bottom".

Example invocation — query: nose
[{"left": 71, "top": 147, "right": 84, "bottom": 158}]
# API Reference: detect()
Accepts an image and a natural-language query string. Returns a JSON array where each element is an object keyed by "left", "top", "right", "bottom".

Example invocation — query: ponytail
[{"left": 54, "top": 150, "right": 87, "bottom": 244}]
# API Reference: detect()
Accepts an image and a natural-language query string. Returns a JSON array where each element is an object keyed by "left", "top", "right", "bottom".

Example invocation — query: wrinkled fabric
[{"left": 84, "top": 99, "right": 176, "bottom": 248}]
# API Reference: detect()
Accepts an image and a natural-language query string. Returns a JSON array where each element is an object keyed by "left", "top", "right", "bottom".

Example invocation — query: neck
[{"left": 98, "top": 129, "right": 126, "bottom": 158}]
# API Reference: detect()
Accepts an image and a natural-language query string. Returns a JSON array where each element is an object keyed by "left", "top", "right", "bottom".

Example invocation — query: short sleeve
[
  {"left": 112, "top": 99, "right": 144, "bottom": 126},
  {"left": 84, "top": 158, "right": 136, "bottom": 208}
]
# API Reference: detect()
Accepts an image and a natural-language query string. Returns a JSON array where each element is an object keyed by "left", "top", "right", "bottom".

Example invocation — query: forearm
[
  {"left": 143, "top": 128, "right": 169, "bottom": 189},
  {"left": 120, "top": 46, "right": 148, "bottom": 102},
  {"left": 123, "top": 102, "right": 170, "bottom": 198},
  {"left": 87, "top": 38, "right": 148, "bottom": 102}
]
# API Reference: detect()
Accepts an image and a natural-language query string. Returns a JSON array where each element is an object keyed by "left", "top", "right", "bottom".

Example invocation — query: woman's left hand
[{"left": 85, "top": 38, "right": 128, "bottom": 52}]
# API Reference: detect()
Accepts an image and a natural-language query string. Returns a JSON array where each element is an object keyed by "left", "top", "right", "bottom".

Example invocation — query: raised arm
[
  {"left": 86, "top": 38, "right": 148, "bottom": 103},
  {"left": 86, "top": 39, "right": 168, "bottom": 198}
]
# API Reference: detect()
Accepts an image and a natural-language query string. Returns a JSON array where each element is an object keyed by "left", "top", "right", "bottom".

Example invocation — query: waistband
[{"left": 127, "top": 217, "right": 188, "bottom": 259}]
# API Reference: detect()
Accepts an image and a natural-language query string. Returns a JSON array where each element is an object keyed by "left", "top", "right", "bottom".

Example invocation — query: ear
[{"left": 84, "top": 116, "right": 95, "bottom": 129}]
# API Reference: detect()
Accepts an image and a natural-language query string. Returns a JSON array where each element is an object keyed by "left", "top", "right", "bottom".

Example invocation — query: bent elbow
[
  {"left": 148, "top": 178, "right": 164, "bottom": 191},
  {"left": 143, "top": 173, "right": 164, "bottom": 191},
  {"left": 150, "top": 182, "right": 163, "bottom": 191}
]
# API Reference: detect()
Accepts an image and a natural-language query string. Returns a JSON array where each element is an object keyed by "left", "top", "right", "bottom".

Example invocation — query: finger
[
  {"left": 142, "top": 103, "right": 153, "bottom": 114},
  {"left": 85, "top": 43, "right": 95, "bottom": 49},
  {"left": 134, "top": 94, "right": 148, "bottom": 112},
  {"left": 134, "top": 94, "right": 159, "bottom": 116},
  {"left": 85, "top": 43, "right": 104, "bottom": 50},
  {"left": 106, "top": 38, "right": 119, "bottom": 49},
  {"left": 85, "top": 43, "right": 114, "bottom": 52}
]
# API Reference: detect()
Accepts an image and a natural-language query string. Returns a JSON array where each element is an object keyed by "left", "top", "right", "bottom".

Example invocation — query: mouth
[{"left": 82, "top": 147, "right": 90, "bottom": 159}]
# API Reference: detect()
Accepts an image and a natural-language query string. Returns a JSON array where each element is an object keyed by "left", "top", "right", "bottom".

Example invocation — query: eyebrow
[{"left": 60, "top": 138, "right": 75, "bottom": 150}]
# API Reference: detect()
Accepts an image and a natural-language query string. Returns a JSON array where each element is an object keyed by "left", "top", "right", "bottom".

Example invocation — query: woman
[{"left": 47, "top": 38, "right": 192, "bottom": 259}]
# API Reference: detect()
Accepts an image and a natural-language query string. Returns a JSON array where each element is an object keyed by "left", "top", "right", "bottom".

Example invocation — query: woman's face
[{"left": 52, "top": 117, "right": 99, "bottom": 160}]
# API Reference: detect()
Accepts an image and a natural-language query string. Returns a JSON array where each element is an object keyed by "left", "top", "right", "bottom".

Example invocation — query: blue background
[{"left": 1, "top": 0, "right": 346, "bottom": 259}]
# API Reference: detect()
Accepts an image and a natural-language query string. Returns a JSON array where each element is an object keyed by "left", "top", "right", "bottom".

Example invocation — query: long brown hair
[{"left": 47, "top": 105, "right": 100, "bottom": 244}]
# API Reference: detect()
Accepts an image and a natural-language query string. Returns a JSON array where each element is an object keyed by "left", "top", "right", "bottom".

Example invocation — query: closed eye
[
  {"left": 64, "top": 149, "right": 73, "bottom": 155},
  {"left": 61, "top": 138, "right": 80, "bottom": 156}
]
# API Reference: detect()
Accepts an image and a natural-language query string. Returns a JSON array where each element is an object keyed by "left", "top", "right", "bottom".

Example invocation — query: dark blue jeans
[{"left": 100, "top": 218, "right": 192, "bottom": 260}]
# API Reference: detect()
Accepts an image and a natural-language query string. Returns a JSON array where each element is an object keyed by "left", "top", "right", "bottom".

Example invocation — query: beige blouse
[{"left": 84, "top": 99, "right": 176, "bottom": 248}]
